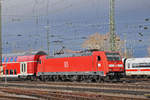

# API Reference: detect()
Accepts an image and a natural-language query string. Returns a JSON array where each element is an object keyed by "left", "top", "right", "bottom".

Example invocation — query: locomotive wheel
[
  {"left": 81, "top": 75, "right": 86, "bottom": 82},
  {"left": 61, "top": 75, "right": 66, "bottom": 81},
  {"left": 40, "top": 75, "right": 46, "bottom": 81},
  {"left": 70, "top": 75, "right": 78, "bottom": 82},
  {"left": 103, "top": 76, "right": 110, "bottom": 82},
  {"left": 53, "top": 75, "right": 59, "bottom": 81},
  {"left": 48, "top": 76, "right": 53, "bottom": 81},
  {"left": 78, "top": 75, "right": 83, "bottom": 82},
  {"left": 95, "top": 76, "right": 101, "bottom": 83},
  {"left": 83, "top": 75, "right": 92, "bottom": 83},
  {"left": 88, "top": 75, "right": 93, "bottom": 82},
  {"left": 30, "top": 76, "right": 37, "bottom": 81},
  {"left": 26, "top": 76, "right": 31, "bottom": 80},
  {"left": 100, "top": 77, "right": 105, "bottom": 83},
  {"left": 67, "top": 75, "right": 73, "bottom": 82}
]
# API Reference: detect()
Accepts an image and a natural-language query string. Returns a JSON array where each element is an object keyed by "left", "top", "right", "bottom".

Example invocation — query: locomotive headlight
[
  {"left": 109, "top": 64, "right": 114, "bottom": 67},
  {"left": 109, "top": 69, "right": 112, "bottom": 71},
  {"left": 120, "top": 68, "right": 123, "bottom": 71},
  {"left": 117, "top": 64, "right": 123, "bottom": 67}
]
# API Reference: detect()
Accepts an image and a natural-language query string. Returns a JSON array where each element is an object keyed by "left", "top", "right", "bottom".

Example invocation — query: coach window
[
  {"left": 10, "top": 69, "right": 13, "bottom": 75},
  {"left": 10, "top": 57, "right": 13, "bottom": 62},
  {"left": 22, "top": 63, "right": 25, "bottom": 72},
  {"left": 6, "top": 57, "right": 9, "bottom": 62},
  {"left": 24, "top": 64, "right": 26, "bottom": 72},
  {"left": 14, "top": 56, "right": 17, "bottom": 62},
  {"left": 14, "top": 69, "right": 17, "bottom": 75},
  {"left": 128, "top": 63, "right": 130, "bottom": 68},
  {"left": 97, "top": 56, "right": 101, "bottom": 61},
  {"left": 6, "top": 69, "right": 9, "bottom": 75},
  {"left": 2, "top": 57, "right": 4, "bottom": 62},
  {"left": 21, "top": 64, "right": 24, "bottom": 72}
]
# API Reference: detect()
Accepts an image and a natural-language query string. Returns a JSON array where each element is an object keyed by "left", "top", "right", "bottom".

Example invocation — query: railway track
[
  {"left": 0, "top": 86, "right": 149, "bottom": 100},
  {"left": 0, "top": 87, "right": 101, "bottom": 100},
  {"left": 0, "top": 81, "right": 149, "bottom": 100},
  {"left": 3, "top": 81, "right": 150, "bottom": 91},
  {"left": 1, "top": 83, "right": 150, "bottom": 95}
]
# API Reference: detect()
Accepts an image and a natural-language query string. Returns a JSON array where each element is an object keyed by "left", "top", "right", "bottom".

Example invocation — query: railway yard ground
[{"left": 0, "top": 79, "right": 150, "bottom": 100}]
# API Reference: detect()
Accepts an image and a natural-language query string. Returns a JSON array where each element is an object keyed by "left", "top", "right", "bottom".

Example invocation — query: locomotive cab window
[
  {"left": 14, "top": 69, "right": 17, "bottom": 75},
  {"left": 106, "top": 52, "right": 121, "bottom": 61},
  {"left": 97, "top": 56, "right": 101, "bottom": 61}
]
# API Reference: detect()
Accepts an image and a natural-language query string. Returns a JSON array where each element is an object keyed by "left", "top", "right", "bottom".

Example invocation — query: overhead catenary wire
[{"left": 1, "top": 0, "right": 150, "bottom": 57}]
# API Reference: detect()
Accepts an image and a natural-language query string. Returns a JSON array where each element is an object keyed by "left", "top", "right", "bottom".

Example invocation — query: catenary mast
[
  {"left": 109, "top": 0, "right": 116, "bottom": 51},
  {"left": 46, "top": 0, "right": 50, "bottom": 55},
  {"left": 0, "top": 0, "right": 2, "bottom": 70}
]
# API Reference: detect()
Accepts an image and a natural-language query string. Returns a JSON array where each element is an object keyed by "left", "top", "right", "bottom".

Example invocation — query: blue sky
[{"left": 2, "top": 0, "right": 150, "bottom": 57}]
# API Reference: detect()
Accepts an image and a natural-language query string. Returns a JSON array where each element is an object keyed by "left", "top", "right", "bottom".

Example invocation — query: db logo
[{"left": 64, "top": 61, "right": 69, "bottom": 68}]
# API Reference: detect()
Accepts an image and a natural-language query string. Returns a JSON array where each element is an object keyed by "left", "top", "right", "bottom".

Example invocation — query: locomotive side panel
[{"left": 37, "top": 55, "right": 100, "bottom": 76}]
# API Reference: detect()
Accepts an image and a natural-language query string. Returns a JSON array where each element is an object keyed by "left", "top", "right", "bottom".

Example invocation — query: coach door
[{"left": 20, "top": 62, "right": 27, "bottom": 74}]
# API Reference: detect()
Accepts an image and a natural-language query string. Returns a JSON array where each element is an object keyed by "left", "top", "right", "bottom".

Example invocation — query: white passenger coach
[{"left": 124, "top": 58, "right": 150, "bottom": 76}]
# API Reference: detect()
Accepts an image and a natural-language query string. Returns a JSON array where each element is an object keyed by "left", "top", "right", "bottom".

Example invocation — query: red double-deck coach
[{"left": 0, "top": 51, "right": 46, "bottom": 80}]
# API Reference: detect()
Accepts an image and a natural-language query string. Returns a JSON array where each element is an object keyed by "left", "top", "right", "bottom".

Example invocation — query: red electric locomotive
[{"left": 37, "top": 51, "right": 124, "bottom": 82}]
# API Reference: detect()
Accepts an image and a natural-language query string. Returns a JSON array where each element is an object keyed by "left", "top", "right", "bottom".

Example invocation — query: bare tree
[{"left": 82, "top": 32, "right": 123, "bottom": 52}]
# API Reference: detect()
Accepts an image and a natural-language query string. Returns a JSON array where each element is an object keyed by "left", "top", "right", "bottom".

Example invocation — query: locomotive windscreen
[{"left": 105, "top": 52, "right": 121, "bottom": 61}]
